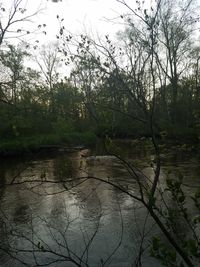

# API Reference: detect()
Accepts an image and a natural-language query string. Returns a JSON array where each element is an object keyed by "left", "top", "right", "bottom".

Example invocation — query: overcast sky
[
  {"left": 1, "top": 0, "right": 154, "bottom": 45},
  {"left": 1, "top": 0, "right": 137, "bottom": 70},
  {"left": 38, "top": 0, "right": 131, "bottom": 41},
  {"left": 19, "top": 0, "right": 134, "bottom": 43}
]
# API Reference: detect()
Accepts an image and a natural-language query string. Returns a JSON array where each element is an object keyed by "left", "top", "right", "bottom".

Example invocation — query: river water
[{"left": 0, "top": 141, "right": 199, "bottom": 267}]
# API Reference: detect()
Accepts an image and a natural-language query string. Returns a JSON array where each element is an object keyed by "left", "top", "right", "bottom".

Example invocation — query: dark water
[{"left": 0, "top": 142, "right": 199, "bottom": 267}]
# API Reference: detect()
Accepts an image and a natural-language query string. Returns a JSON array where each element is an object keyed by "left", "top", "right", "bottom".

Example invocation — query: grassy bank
[{"left": 0, "top": 132, "right": 97, "bottom": 156}]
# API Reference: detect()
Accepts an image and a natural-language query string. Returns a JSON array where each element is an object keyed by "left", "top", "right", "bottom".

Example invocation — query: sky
[
  {"left": 1, "top": 0, "right": 137, "bottom": 74},
  {"left": 2, "top": 0, "right": 200, "bottom": 76},
  {"left": 3, "top": 0, "right": 135, "bottom": 45},
  {"left": 37, "top": 0, "right": 133, "bottom": 42},
  {"left": 44, "top": 0, "right": 122, "bottom": 32},
  {"left": 3, "top": 0, "right": 200, "bottom": 46}
]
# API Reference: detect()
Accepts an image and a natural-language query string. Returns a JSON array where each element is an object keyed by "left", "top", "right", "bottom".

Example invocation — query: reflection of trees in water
[
  {"left": 3, "top": 150, "right": 198, "bottom": 266},
  {"left": 0, "top": 165, "right": 8, "bottom": 264},
  {"left": 13, "top": 204, "right": 31, "bottom": 224},
  {"left": 0, "top": 151, "right": 155, "bottom": 266},
  {"left": 24, "top": 154, "right": 136, "bottom": 265},
  {"left": 0, "top": 164, "right": 6, "bottom": 201},
  {"left": 53, "top": 153, "right": 80, "bottom": 180},
  {"left": 0, "top": 185, "right": 34, "bottom": 265},
  {"left": 0, "top": 217, "right": 10, "bottom": 266},
  {"left": 66, "top": 159, "right": 141, "bottom": 264}
]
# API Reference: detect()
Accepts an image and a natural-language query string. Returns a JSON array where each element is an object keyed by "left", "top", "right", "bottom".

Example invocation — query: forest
[{"left": 0, "top": 0, "right": 200, "bottom": 155}]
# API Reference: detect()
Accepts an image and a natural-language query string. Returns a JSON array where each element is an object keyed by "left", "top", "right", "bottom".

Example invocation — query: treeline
[{"left": 0, "top": 0, "right": 200, "bottom": 153}]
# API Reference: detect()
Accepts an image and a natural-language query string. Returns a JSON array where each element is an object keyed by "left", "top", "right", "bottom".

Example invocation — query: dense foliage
[{"left": 0, "top": 0, "right": 200, "bottom": 153}]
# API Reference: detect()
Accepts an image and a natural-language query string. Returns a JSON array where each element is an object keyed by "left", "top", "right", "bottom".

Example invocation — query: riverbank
[
  {"left": 0, "top": 132, "right": 97, "bottom": 157},
  {"left": 0, "top": 132, "right": 199, "bottom": 158}
]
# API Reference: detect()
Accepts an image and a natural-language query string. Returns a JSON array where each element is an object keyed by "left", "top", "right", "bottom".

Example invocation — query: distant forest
[{"left": 0, "top": 0, "right": 200, "bottom": 153}]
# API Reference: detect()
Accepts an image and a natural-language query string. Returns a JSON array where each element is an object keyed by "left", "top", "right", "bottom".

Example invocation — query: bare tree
[
  {"left": 0, "top": 0, "right": 42, "bottom": 46},
  {"left": 35, "top": 43, "right": 61, "bottom": 90}
]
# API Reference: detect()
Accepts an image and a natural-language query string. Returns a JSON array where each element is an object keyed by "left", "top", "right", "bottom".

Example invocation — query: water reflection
[
  {"left": 0, "top": 146, "right": 199, "bottom": 266},
  {"left": 0, "top": 161, "right": 7, "bottom": 202}
]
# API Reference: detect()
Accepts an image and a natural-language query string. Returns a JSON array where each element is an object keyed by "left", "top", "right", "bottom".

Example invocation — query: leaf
[{"left": 60, "top": 28, "right": 63, "bottom": 35}]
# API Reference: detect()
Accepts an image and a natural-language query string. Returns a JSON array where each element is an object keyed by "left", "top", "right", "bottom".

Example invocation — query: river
[{"left": 0, "top": 141, "right": 199, "bottom": 267}]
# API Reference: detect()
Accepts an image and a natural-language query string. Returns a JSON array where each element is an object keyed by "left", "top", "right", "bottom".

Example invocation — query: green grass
[{"left": 0, "top": 132, "right": 97, "bottom": 156}]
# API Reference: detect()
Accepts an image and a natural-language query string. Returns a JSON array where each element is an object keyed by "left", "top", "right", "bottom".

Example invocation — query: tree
[
  {"left": 0, "top": 44, "right": 29, "bottom": 104},
  {"left": 0, "top": 0, "right": 41, "bottom": 46},
  {"left": 34, "top": 43, "right": 62, "bottom": 114},
  {"left": 35, "top": 43, "right": 61, "bottom": 90},
  {"left": 155, "top": 0, "right": 198, "bottom": 125}
]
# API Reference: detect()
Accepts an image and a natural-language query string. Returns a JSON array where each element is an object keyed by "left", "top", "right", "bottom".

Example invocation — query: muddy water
[{"left": 0, "top": 144, "right": 199, "bottom": 266}]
